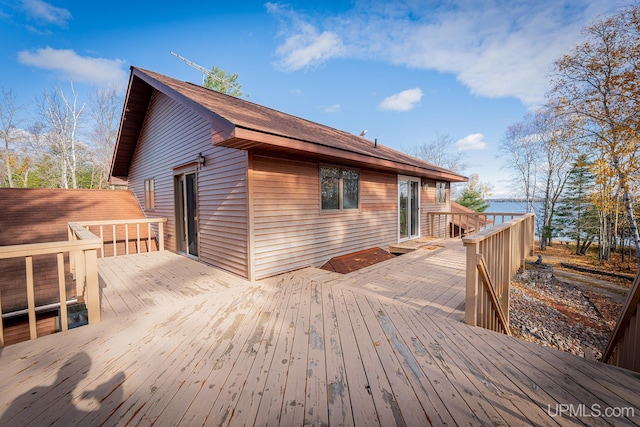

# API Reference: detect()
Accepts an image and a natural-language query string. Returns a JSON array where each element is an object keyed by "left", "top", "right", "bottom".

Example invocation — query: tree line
[
  {"left": 0, "top": 65, "right": 242, "bottom": 191},
  {"left": 499, "top": 3, "right": 640, "bottom": 268},
  {"left": 0, "top": 83, "right": 123, "bottom": 190}
]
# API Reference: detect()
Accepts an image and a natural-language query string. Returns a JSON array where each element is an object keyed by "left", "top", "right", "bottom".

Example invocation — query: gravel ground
[{"left": 509, "top": 264, "right": 622, "bottom": 361}]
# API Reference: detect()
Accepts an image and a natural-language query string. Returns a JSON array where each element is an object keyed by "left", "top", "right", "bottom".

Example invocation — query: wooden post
[
  {"left": 158, "top": 221, "right": 165, "bottom": 251},
  {"left": 137, "top": 223, "right": 141, "bottom": 254},
  {"left": 112, "top": 224, "right": 117, "bottom": 257},
  {"left": 99, "top": 226, "right": 105, "bottom": 258},
  {"left": 57, "top": 252, "right": 68, "bottom": 332},
  {"left": 147, "top": 223, "right": 152, "bottom": 251},
  {"left": 501, "top": 226, "right": 511, "bottom": 327},
  {"left": 429, "top": 212, "right": 436, "bottom": 237},
  {"left": 0, "top": 287, "right": 4, "bottom": 347},
  {"left": 125, "top": 223, "right": 130, "bottom": 255},
  {"left": 75, "top": 250, "right": 86, "bottom": 303},
  {"left": 464, "top": 241, "right": 479, "bottom": 326},
  {"left": 84, "top": 249, "right": 100, "bottom": 324},
  {"left": 26, "top": 256, "right": 37, "bottom": 340},
  {"left": 68, "top": 225, "right": 76, "bottom": 275}
]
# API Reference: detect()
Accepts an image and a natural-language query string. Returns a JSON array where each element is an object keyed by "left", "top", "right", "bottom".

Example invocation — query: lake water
[{"left": 487, "top": 200, "right": 530, "bottom": 214}]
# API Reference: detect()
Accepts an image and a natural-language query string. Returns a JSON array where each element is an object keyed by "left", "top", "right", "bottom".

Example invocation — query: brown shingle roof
[
  {"left": 112, "top": 67, "right": 467, "bottom": 183},
  {"left": 0, "top": 188, "right": 145, "bottom": 245},
  {"left": 0, "top": 188, "right": 148, "bottom": 314}
]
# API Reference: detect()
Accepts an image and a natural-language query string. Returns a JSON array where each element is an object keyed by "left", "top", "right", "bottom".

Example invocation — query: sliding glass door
[
  {"left": 175, "top": 171, "right": 198, "bottom": 257},
  {"left": 399, "top": 176, "right": 420, "bottom": 241}
]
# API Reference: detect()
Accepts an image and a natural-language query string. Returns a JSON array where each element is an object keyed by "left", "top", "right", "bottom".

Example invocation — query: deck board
[{"left": 1, "top": 241, "right": 639, "bottom": 426}]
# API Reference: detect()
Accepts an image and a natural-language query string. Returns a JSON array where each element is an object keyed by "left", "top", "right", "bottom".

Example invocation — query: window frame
[
  {"left": 319, "top": 164, "right": 360, "bottom": 212},
  {"left": 144, "top": 178, "right": 155, "bottom": 210}
]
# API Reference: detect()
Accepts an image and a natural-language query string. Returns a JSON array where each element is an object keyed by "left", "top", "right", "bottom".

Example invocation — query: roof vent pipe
[{"left": 374, "top": 138, "right": 377, "bottom": 148}]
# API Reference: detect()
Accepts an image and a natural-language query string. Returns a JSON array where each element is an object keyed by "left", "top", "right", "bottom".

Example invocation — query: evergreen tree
[
  {"left": 556, "top": 155, "right": 599, "bottom": 255},
  {"left": 455, "top": 173, "right": 491, "bottom": 212}
]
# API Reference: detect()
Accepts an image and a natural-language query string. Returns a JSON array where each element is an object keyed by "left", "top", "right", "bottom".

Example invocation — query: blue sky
[{"left": 0, "top": 0, "right": 628, "bottom": 197}]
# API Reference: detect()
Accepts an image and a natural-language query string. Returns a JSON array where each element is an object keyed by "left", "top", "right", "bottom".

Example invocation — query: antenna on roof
[
  {"left": 359, "top": 130, "right": 368, "bottom": 137},
  {"left": 170, "top": 51, "right": 231, "bottom": 87}
]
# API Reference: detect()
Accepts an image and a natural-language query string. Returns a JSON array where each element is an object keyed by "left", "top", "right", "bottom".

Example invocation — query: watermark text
[{"left": 548, "top": 404, "right": 635, "bottom": 419}]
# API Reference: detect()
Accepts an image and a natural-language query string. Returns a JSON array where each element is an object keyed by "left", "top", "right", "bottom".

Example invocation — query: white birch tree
[{"left": 37, "top": 82, "right": 85, "bottom": 188}]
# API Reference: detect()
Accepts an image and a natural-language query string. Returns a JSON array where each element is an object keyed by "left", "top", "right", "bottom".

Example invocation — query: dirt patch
[
  {"left": 537, "top": 241, "right": 637, "bottom": 279},
  {"left": 510, "top": 263, "right": 623, "bottom": 360}
]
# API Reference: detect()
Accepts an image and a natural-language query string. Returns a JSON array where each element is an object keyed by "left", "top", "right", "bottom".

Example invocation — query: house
[{"left": 110, "top": 67, "right": 467, "bottom": 280}]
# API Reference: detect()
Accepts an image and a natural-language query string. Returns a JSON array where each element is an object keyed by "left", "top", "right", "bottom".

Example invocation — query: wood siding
[
  {"left": 421, "top": 178, "right": 449, "bottom": 236},
  {"left": 250, "top": 155, "right": 397, "bottom": 279},
  {"left": 128, "top": 92, "right": 249, "bottom": 278}
]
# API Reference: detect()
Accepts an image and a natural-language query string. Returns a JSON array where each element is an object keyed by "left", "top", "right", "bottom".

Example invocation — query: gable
[{"left": 111, "top": 67, "right": 467, "bottom": 184}]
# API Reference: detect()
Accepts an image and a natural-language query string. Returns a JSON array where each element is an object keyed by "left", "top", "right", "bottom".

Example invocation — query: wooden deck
[{"left": 1, "top": 240, "right": 639, "bottom": 426}]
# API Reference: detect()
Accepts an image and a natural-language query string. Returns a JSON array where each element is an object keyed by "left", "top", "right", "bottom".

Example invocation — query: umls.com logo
[{"left": 548, "top": 404, "right": 636, "bottom": 419}]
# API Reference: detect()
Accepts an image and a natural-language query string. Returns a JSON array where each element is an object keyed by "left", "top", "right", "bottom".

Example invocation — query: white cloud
[
  {"left": 456, "top": 133, "right": 488, "bottom": 151},
  {"left": 18, "top": 47, "right": 127, "bottom": 85},
  {"left": 22, "top": 0, "right": 71, "bottom": 26},
  {"left": 378, "top": 87, "right": 423, "bottom": 112},
  {"left": 267, "top": 2, "right": 345, "bottom": 71},
  {"left": 324, "top": 103, "right": 341, "bottom": 113},
  {"left": 290, "top": 88, "right": 302, "bottom": 96},
  {"left": 268, "top": 1, "right": 625, "bottom": 106}
]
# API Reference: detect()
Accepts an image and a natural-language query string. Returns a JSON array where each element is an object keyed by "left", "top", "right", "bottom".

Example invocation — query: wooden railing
[
  {"left": 0, "top": 218, "right": 167, "bottom": 347},
  {"left": 0, "top": 223, "right": 102, "bottom": 347},
  {"left": 428, "top": 212, "right": 525, "bottom": 238},
  {"left": 462, "top": 213, "right": 535, "bottom": 334},
  {"left": 602, "top": 273, "right": 640, "bottom": 372},
  {"left": 71, "top": 218, "right": 167, "bottom": 258}
]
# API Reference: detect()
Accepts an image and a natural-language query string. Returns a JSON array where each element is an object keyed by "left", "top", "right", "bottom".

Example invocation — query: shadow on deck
[{"left": 0, "top": 240, "right": 639, "bottom": 426}]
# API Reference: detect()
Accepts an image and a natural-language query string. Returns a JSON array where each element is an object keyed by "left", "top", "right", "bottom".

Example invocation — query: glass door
[
  {"left": 175, "top": 171, "right": 198, "bottom": 257},
  {"left": 398, "top": 176, "right": 420, "bottom": 241}
]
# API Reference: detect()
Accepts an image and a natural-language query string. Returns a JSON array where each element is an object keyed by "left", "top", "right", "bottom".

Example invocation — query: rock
[{"left": 509, "top": 264, "right": 620, "bottom": 361}]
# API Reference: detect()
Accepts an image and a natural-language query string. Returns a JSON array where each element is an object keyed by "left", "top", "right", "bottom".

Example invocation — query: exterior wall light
[{"left": 197, "top": 153, "right": 206, "bottom": 168}]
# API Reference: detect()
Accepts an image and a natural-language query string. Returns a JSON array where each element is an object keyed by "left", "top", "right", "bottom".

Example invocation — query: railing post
[
  {"left": 57, "top": 252, "right": 68, "bottom": 332},
  {"left": 84, "top": 248, "right": 100, "bottom": 324},
  {"left": 501, "top": 226, "right": 511, "bottom": 327},
  {"left": 68, "top": 225, "right": 76, "bottom": 275},
  {"left": 75, "top": 250, "right": 86, "bottom": 302},
  {"left": 464, "top": 241, "right": 479, "bottom": 326},
  {"left": 158, "top": 221, "right": 165, "bottom": 251},
  {"left": 25, "top": 256, "right": 37, "bottom": 340},
  {"left": 99, "top": 226, "right": 105, "bottom": 258},
  {"left": 112, "top": 224, "right": 117, "bottom": 257},
  {"left": 0, "top": 288, "right": 4, "bottom": 347},
  {"left": 125, "top": 223, "right": 130, "bottom": 255}
]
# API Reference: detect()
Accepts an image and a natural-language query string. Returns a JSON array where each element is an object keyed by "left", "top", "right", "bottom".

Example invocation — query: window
[
  {"left": 320, "top": 165, "right": 359, "bottom": 210},
  {"left": 436, "top": 181, "right": 447, "bottom": 204},
  {"left": 144, "top": 178, "right": 155, "bottom": 209}
]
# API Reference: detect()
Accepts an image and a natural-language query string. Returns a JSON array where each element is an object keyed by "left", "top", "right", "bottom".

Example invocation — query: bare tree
[
  {"left": 498, "top": 115, "right": 540, "bottom": 213},
  {"left": 536, "top": 106, "right": 575, "bottom": 249},
  {"left": 0, "top": 88, "right": 23, "bottom": 187},
  {"left": 414, "top": 133, "right": 466, "bottom": 173},
  {"left": 88, "top": 85, "right": 123, "bottom": 188},
  {"left": 37, "top": 82, "right": 85, "bottom": 188}
]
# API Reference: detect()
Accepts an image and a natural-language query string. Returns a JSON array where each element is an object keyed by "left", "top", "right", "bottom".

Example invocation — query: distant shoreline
[{"left": 487, "top": 198, "right": 535, "bottom": 202}]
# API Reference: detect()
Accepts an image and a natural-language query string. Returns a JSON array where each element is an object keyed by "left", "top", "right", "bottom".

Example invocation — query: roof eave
[{"left": 222, "top": 127, "right": 468, "bottom": 182}]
